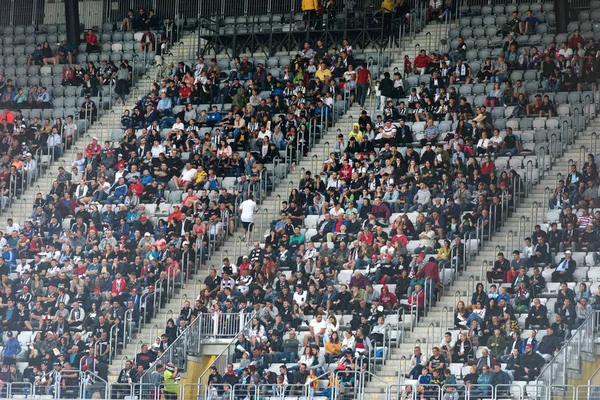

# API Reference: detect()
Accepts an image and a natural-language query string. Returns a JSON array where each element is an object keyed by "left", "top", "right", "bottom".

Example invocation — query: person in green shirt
[
  {"left": 486, "top": 327, "right": 507, "bottom": 358},
  {"left": 289, "top": 227, "right": 305, "bottom": 247},
  {"left": 163, "top": 363, "right": 179, "bottom": 400}
]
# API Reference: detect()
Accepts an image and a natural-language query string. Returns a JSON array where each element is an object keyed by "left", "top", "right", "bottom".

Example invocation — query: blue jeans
[
  {"left": 272, "top": 352, "right": 296, "bottom": 363},
  {"left": 491, "top": 74, "right": 506, "bottom": 83},
  {"left": 465, "top": 312, "right": 483, "bottom": 327},
  {"left": 357, "top": 83, "right": 369, "bottom": 106},
  {"left": 499, "top": 148, "right": 517, "bottom": 157},
  {"left": 50, "top": 146, "right": 63, "bottom": 159},
  {"left": 546, "top": 79, "right": 560, "bottom": 91}
]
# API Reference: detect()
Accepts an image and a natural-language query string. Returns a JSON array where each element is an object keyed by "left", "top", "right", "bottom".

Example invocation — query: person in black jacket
[
  {"left": 525, "top": 298, "right": 549, "bottom": 329},
  {"left": 501, "top": 331, "right": 523, "bottom": 362},
  {"left": 514, "top": 344, "right": 545, "bottom": 381},
  {"left": 551, "top": 250, "right": 576, "bottom": 282},
  {"left": 558, "top": 298, "right": 577, "bottom": 329},
  {"left": 537, "top": 328, "right": 561, "bottom": 361},
  {"left": 528, "top": 267, "right": 546, "bottom": 297},
  {"left": 554, "top": 282, "right": 576, "bottom": 313},
  {"left": 550, "top": 314, "right": 568, "bottom": 343},
  {"left": 379, "top": 72, "right": 394, "bottom": 100}
]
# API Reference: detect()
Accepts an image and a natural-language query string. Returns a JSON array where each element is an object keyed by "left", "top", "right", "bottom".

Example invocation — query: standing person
[
  {"left": 115, "top": 63, "right": 131, "bottom": 105},
  {"left": 302, "top": 0, "right": 319, "bottom": 30},
  {"left": 306, "top": 368, "right": 319, "bottom": 399},
  {"left": 239, "top": 194, "right": 258, "bottom": 243},
  {"left": 356, "top": 63, "right": 372, "bottom": 109}
]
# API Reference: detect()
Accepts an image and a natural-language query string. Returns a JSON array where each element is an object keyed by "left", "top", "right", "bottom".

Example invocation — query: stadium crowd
[{"left": 0, "top": 0, "right": 598, "bottom": 398}]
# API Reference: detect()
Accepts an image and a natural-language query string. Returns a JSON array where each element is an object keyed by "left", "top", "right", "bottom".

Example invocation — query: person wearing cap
[
  {"left": 3, "top": 330, "right": 21, "bottom": 365},
  {"left": 551, "top": 250, "right": 576, "bottom": 282}
]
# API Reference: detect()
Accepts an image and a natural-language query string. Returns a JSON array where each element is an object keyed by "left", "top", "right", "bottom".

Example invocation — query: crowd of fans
[
  {"left": 0, "top": 1, "right": 598, "bottom": 399},
  {"left": 187, "top": 6, "right": 600, "bottom": 400}
]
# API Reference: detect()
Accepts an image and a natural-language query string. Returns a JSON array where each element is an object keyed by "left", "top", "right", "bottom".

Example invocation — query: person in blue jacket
[{"left": 3, "top": 331, "right": 21, "bottom": 363}]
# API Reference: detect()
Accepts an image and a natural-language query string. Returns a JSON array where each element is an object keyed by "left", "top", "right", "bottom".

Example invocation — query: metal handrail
[
  {"left": 198, "top": 312, "right": 257, "bottom": 382},
  {"left": 439, "top": 306, "right": 449, "bottom": 333},
  {"left": 466, "top": 275, "right": 475, "bottom": 303},
  {"left": 479, "top": 261, "right": 488, "bottom": 284},
  {"left": 505, "top": 230, "right": 515, "bottom": 254},
  {"left": 426, "top": 322, "right": 435, "bottom": 358},
  {"left": 530, "top": 201, "right": 539, "bottom": 235}
]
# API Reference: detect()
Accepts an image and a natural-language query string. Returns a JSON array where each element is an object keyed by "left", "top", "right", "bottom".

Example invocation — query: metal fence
[
  {"left": 2, "top": 0, "right": 594, "bottom": 29},
  {"left": 536, "top": 310, "right": 599, "bottom": 388}
]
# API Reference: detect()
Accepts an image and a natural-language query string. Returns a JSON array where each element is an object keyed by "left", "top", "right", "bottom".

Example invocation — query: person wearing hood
[
  {"left": 379, "top": 285, "right": 398, "bottom": 310},
  {"left": 348, "top": 123, "right": 363, "bottom": 142}
]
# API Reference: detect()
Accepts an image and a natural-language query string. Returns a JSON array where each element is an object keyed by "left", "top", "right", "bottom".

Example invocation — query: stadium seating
[{"left": 1, "top": 1, "right": 600, "bottom": 399}]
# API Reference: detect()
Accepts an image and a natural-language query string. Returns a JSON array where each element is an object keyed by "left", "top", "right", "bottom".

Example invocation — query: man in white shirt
[
  {"left": 64, "top": 115, "right": 78, "bottom": 145},
  {"left": 239, "top": 194, "right": 257, "bottom": 242},
  {"left": 305, "top": 313, "right": 327, "bottom": 346},
  {"left": 23, "top": 153, "right": 38, "bottom": 182},
  {"left": 150, "top": 140, "right": 165, "bottom": 158},
  {"left": 5, "top": 219, "right": 20, "bottom": 235},
  {"left": 47, "top": 131, "right": 63, "bottom": 158},
  {"left": 71, "top": 151, "right": 85, "bottom": 175},
  {"left": 170, "top": 163, "right": 197, "bottom": 190},
  {"left": 171, "top": 117, "right": 185, "bottom": 132},
  {"left": 293, "top": 285, "right": 307, "bottom": 308}
]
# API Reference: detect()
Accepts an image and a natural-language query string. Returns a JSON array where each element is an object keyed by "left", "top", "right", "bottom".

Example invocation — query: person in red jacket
[
  {"left": 112, "top": 273, "right": 127, "bottom": 296},
  {"left": 85, "top": 137, "right": 101, "bottom": 162},
  {"left": 85, "top": 29, "right": 99, "bottom": 53},
  {"left": 568, "top": 29, "right": 585, "bottom": 51},
  {"left": 406, "top": 284, "right": 426, "bottom": 315},
  {"left": 128, "top": 176, "right": 144, "bottom": 196},
  {"left": 414, "top": 50, "right": 433, "bottom": 75},
  {"left": 167, "top": 205, "right": 183, "bottom": 223},
  {"left": 480, "top": 155, "right": 496, "bottom": 181},
  {"left": 415, "top": 257, "right": 441, "bottom": 285},
  {"left": 379, "top": 285, "right": 398, "bottom": 310}
]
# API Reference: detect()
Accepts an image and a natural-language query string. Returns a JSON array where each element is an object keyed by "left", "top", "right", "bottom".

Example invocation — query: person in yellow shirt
[
  {"left": 194, "top": 166, "right": 207, "bottom": 186},
  {"left": 315, "top": 62, "right": 332, "bottom": 82},
  {"left": 302, "top": 0, "right": 319, "bottom": 30},
  {"left": 380, "top": 0, "right": 396, "bottom": 31},
  {"left": 163, "top": 363, "right": 179, "bottom": 400}
]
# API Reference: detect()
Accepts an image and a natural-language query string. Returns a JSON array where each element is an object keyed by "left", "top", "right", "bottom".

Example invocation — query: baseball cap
[
  {"left": 141, "top": 216, "right": 147, "bottom": 221},
  {"left": 417, "top": 253, "right": 425, "bottom": 258},
  {"left": 525, "top": 344, "right": 533, "bottom": 349},
  {"left": 121, "top": 236, "right": 127, "bottom": 240},
  {"left": 144, "top": 232, "right": 151, "bottom": 237},
  {"left": 565, "top": 250, "right": 572, "bottom": 254},
  {"left": 148, "top": 285, "right": 155, "bottom": 290}
]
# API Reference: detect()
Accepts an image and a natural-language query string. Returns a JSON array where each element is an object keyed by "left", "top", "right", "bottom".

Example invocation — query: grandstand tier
[{"left": 0, "top": 0, "right": 599, "bottom": 399}]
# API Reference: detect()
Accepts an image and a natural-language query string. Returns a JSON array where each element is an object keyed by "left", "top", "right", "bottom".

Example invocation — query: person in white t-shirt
[
  {"left": 171, "top": 163, "right": 197, "bottom": 190},
  {"left": 238, "top": 194, "right": 258, "bottom": 242},
  {"left": 305, "top": 313, "right": 328, "bottom": 346}
]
